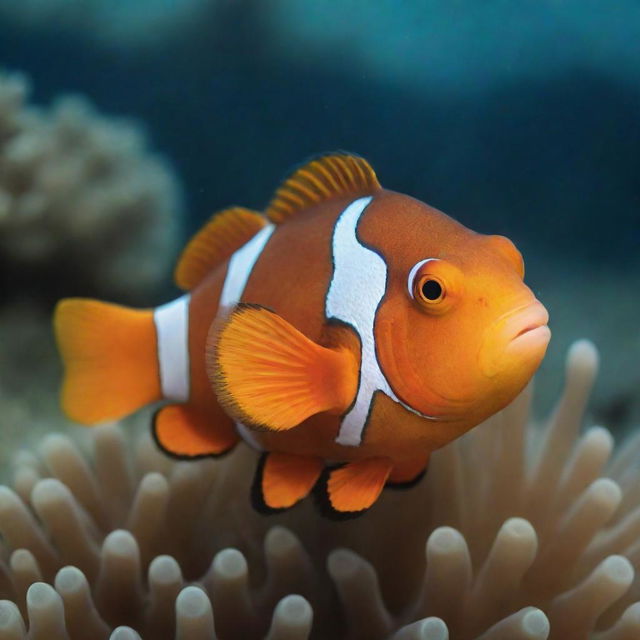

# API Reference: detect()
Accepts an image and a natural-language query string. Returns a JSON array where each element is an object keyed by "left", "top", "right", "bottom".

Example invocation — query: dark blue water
[{"left": 1, "top": 2, "right": 638, "bottom": 276}]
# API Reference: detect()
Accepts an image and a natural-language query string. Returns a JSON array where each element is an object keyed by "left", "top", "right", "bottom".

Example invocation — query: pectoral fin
[
  {"left": 327, "top": 458, "right": 393, "bottom": 513},
  {"left": 209, "top": 304, "right": 358, "bottom": 431}
]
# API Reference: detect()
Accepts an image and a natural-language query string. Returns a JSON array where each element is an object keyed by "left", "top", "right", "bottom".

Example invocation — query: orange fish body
[{"left": 54, "top": 153, "right": 550, "bottom": 515}]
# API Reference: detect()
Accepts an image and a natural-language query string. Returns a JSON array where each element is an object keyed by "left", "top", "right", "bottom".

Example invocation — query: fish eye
[
  {"left": 420, "top": 279, "right": 443, "bottom": 302},
  {"left": 408, "top": 258, "right": 461, "bottom": 314}
]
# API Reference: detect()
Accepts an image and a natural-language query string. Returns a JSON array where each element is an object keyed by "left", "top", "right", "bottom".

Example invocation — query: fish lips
[
  {"left": 481, "top": 302, "right": 551, "bottom": 378},
  {"left": 508, "top": 303, "right": 550, "bottom": 348}
]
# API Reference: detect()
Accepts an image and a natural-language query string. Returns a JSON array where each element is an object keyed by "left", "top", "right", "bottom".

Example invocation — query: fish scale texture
[{"left": 1, "top": 341, "right": 640, "bottom": 638}]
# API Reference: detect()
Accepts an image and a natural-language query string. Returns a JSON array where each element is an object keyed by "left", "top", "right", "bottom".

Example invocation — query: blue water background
[
  {"left": 1, "top": 2, "right": 638, "bottom": 268},
  {"left": 1, "top": 1, "right": 639, "bottom": 425}
]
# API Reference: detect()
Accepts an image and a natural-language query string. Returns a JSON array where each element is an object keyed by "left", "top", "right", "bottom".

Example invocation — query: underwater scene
[{"left": 0, "top": 2, "right": 639, "bottom": 639}]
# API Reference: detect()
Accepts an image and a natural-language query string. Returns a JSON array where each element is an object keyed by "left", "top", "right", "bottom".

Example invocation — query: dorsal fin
[
  {"left": 265, "top": 152, "right": 381, "bottom": 224},
  {"left": 174, "top": 207, "right": 267, "bottom": 291}
]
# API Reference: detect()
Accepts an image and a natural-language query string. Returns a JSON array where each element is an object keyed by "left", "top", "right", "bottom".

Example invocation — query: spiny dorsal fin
[
  {"left": 174, "top": 207, "right": 267, "bottom": 291},
  {"left": 265, "top": 152, "right": 381, "bottom": 224}
]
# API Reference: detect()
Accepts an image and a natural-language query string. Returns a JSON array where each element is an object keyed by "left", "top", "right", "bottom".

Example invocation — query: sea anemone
[{"left": 1, "top": 339, "right": 640, "bottom": 639}]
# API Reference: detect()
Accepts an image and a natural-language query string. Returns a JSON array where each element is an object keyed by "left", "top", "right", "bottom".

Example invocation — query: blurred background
[{"left": 0, "top": 0, "right": 638, "bottom": 459}]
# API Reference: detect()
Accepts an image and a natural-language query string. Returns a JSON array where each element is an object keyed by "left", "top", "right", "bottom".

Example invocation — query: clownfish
[{"left": 54, "top": 152, "right": 550, "bottom": 515}]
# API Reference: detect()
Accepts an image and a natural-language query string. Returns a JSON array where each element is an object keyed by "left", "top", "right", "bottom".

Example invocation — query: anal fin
[
  {"left": 327, "top": 458, "right": 393, "bottom": 513},
  {"left": 153, "top": 404, "right": 238, "bottom": 458},
  {"left": 254, "top": 452, "right": 324, "bottom": 511}
]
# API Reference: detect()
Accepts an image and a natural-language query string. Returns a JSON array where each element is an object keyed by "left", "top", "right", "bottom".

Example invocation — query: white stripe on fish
[
  {"left": 327, "top": 197, "right": 439, "bottom": 447},
  {"left": 219, "top": 223, "right": 276, "bottom": 311},
  {"left": 219, "top": 222, "right": 276, "bottom": 450},
  {"left": 325, "top": 197, "right": 397, "bottom": 446},
  {"left": 154, "top": 294, "right": 191, "bottom": 402},
  {"left": 153, "top": 222, "right": 275, "bottom": 439}
]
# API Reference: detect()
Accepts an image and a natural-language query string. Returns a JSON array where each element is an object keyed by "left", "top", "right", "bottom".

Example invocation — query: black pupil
[{"left": 421, "top": 279, "right": 442, "bottom": 301}]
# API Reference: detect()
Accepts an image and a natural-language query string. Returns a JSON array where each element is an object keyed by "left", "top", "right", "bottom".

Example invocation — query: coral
[
  {"left": 1, "top": 340, "right": 640, "bottom": 639},
  {"left": 0, "top": 69, "right": 182, "bottom": 303}
]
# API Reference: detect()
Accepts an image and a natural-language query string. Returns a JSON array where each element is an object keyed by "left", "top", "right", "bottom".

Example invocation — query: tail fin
[{"left": 54, "top": 299, "right": 161, "bottom": 424}]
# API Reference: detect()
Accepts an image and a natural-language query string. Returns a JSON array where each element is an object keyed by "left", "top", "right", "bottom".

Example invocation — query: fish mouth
[
  {"left": 480, "top": 301, "right": 550, "bottom": 378},
  {"left": 507, "top": 303, "right": 550, "bottom": 346}
]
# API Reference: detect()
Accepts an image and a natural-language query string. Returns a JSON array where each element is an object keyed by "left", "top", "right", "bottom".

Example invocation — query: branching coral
[
  {"left": 1, "top": 340, "right": 640, "bottom": 639},
  {"left": 0, "top": 69, "right": 182, "bottom": 302}
]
